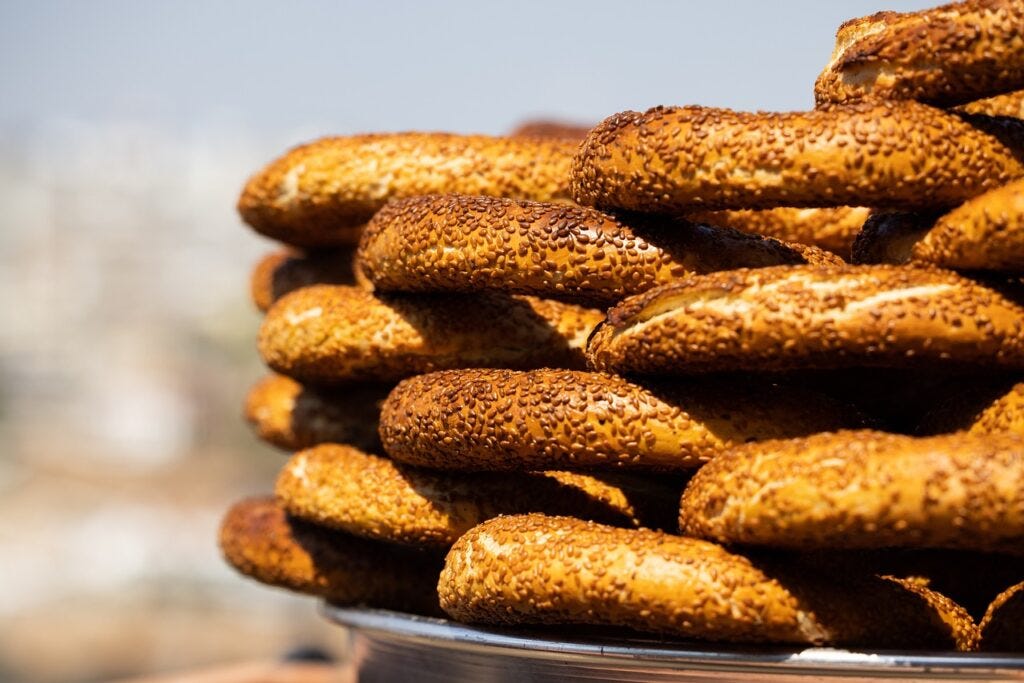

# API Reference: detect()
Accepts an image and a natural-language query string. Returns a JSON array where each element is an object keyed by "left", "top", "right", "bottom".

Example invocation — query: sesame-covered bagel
[
  {"left": 250, "top": 249, "right": 358, "bottom": 313},
  {"left": 238, "top": 133, "right": 576, "bottom": 247},
  {"left": 980, "top": 581, "right": 1024, "bottom": 651},
  {"left": 855, "top": 179, "right": 1024, "bottom": 271},
  {"left": 679, "top": 430, "right": 1024, "bottom": 553},
  {"left": 509, "top": 120, "right": 592, "bottom": 141},
  {"left": 586, "top": 264, "right": 1024, "bottom": 375},
  {"left": 814, "top": 1, "right": 1024, "bottom": 107},
  {"left": 218, "top": 496, "right": 443, "bottom": 614},
  {"left": 379, "top": 369, "right": 863, "bottom": 471},
  {"left": 570, "top": 101, "right": 1024, "bottom": 214},
  {"left": 275, "top": 444, "right": 680, "bottom": 548},
  {"left": 243, "top": 374, "right": 388, "bottom": 452},
  {"left": 957, "top": 88, "right": 1024, "bottom": 118},
  {"left": 358, "top": 195, "right": 841, "bottom": 304},
  {"left": 687, "top": 206, "right": 870, "bottom": 256},
  {"left": 259, "top": 285, "right": 602, "bottom": 383},
  {"left": 439, "top": 514, "right": 978, "bottom": 649}
]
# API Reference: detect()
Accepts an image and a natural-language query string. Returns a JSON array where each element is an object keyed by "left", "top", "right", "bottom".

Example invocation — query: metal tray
[{"left": 322, "top": 604, "right": 1024, "bottom": 682}]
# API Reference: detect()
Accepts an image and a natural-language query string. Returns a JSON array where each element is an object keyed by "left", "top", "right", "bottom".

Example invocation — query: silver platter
[{"left": 322, "top": 604, "right": 1024, "bottom": 682}]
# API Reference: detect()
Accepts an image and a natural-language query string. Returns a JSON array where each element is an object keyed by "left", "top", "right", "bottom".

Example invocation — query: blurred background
[{"left": 0, "top": 1, "right": 934, "bottom": 680}]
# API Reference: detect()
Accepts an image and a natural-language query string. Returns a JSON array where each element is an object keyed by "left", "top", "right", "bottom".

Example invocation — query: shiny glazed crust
[
  {"left": 243, "top": 374, "right": 388, "bottom": 452},
  {"left": 238, "top": 133, "right": 576, "bottom": 247},
  {"left": 218, "top": 496, "right": 442, "bottom": 613},
  {"left": 258, "top": 285, "right": 602, "bottom": 383},
  {"left": 688, "top": 206, "right": 870, "bottom": 256},
  {"left": 570, "top": 101, "right": 1023, "bottom": 214},
  {"left": 679, "top": 430, "right": 1024, "bottom": 553},
  {"left": 586, "top": 264, "right": 1024, "bottom": 375},
  {"left": 980, "top": 581, "right": 1024, "bottom": 651},
  {"left": 250, "top": 249, "right": 358, "bottom": 313},
  {"left": 438, "top": 514, "right": 977, "bottom": 649},
  {"left": 814, "top": 1, "right": 1024, "bottom": 106},
  {"left": 357, "top": 195, "right": 840, "bottom": 304},
  {"left": 379, "top": 369, "right": 863, "bottom": 471},
  {"left": 957, "top": 88, "right": 1024, "bottom": 118},
  {"left": 275, "top": 444, "right": 680, "bottom": 547}
]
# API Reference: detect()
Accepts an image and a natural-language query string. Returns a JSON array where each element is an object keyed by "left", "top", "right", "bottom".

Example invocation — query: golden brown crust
[
  {"left": 275, "top": 444, "right": 680, "bottom": 548},
  {"left": 258, "top": 285, "right": 602, "bottom": 383},
  {"left": 980, "top": 580, "right": 1024, "bottom": 651},
  {"left": 243, "top": 374, "right": 388, "bottom": 452},
  {"left": 969, "top": 382, "right": 1024, "bottom": 436},
  {"left": 851, "top": 210, "right": 942, "bottom": 266},
  {"left": 508, "top": 120, "right": 592, "bottom": 141},
  {"left": 957, "top": 88, "right": 1024, "bottom": 118},
  {"left": 687, "top": 207, "right": 869, "bottom": 257},
  {"left": 238, "top": 133, "right": 576, "bottom": 247},
  {"left": 679, "top": 430, "right": 1024, "bottom": 553},
  {"left": 815, "top": 0, "right": 1024, "bottom": 107},
  {"left": 570, "top": 101, "right": 1024, "bottom": 214},
  {"left": 379, "top": 369, "right": 864, "bottom": 471},
  {"left": 439, "top": 514, "right": 977, "bottom": 648},
  {"left": 218, "top": 496, "right": 442, "bottom": 613},
  {"left": 250, "top": 249, "right": 358, "bottom": 313},
  {"left": 586, "top": 264, "right": 1024, "bottom": 375},
  {"left": 358, "top": 195, "right": 841, "bottom": 304}
]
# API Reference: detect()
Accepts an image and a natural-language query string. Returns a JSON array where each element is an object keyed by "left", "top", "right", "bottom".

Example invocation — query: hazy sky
[{"left": 1, "top": 1, "right": 937, "bottom": 137}]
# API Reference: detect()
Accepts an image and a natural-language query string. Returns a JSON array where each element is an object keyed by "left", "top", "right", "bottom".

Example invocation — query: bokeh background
[{"left": 0, "top": 2, "right": 934, "bottom": 680}]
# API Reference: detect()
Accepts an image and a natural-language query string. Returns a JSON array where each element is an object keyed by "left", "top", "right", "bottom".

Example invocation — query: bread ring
[
  {"left": 980, "top": 581, "right": 1024, "bottom": 651},
  {"left": 570, "top": 101, "right": 1024, "bottom": 214},
  {"left": 686, "top": 207, "right": 870, "bottom": 257},
  {"left": 509, "top": 120, "right": 592, "bottom": 141},
  {"left": 379, "top": 369, "right": 863, "bottom": 472},
  {"left": 218, "top": 496, "right": 442, "bottom": 613},
  {"left": 858, "top": 179, "right": 1024, "bottom": 271},
  {"left": 358, "top": 195, "right": 842, "bottom": 304},
  {"left": 679, "top": 430, "right": 1024, "bottom": 553},
  {"left": 238, "top": 134, "right": 576, "bottom": 248},
  {"left": 259, "top": 285, "right": 601, "bottom": 383},
  {"left": 814, "top": 1, "right": 1024, "bottom": 107},
  {"left": 438, "top": 514, "right": 977, "bottom": 649},
  {"left": 251, "top": 249, "right": 358, "bottom": 313},
  {"left": 957, "top": 89, "right": 1024, "bottom": 118},
  {"left": 243, "top": 374, "right": 388, "bottom": 452},
  {"left": 275, "top": 444, "right": 680, "bottom": 548},
  {"left": 586, "top": 264, "right": 1024, "bottom": 375}
]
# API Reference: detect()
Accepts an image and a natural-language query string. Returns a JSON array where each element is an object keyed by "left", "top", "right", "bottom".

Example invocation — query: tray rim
[{"left": 321, "top": 603, "right": 1024, "bottom": 676}]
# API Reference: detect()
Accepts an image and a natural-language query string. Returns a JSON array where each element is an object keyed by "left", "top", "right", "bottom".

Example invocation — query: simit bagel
[
  {"left": 358, "top": 195, "right": 841, "bottom": 304},
  {"left": 980, "top": 581, "right": 1024, "bottom": 651},
  {"left": 438, "top": 514, "right": 977, "bottom": 649},
  {"left": 508, "top": 120, "right": 592, "bottom": 141},
  {"left": 258, "top": 285, "right": 602, "bottom": 383},
  {"left": 218, "top": 496, "right": 442, "bottom": 614},
  {"left": 814, "top": 1, "right": 1024, "bottom": 107},
  {"left": 379, "top": 369, "right": 863, "bottom": 471},
  {"left": 679, "top": 430, "right": 1024, "bottom": 553},
  {"left": 917, "top": 378, "right": 1024, "bottom": 437},
  {"left": 586, "top": 264, "right": 1024, "bottom": 375},
  {"left": 250, "top": 249, "right": 359, "bottom": 313},
  {"left": 570, "top": 101, "right": 1023, "bottom": 214},
  {"left": 243, "top": 373, "right": 388, "bottom": 452},
  {"left": 957, "top": 88, "right": 1024, "bottom": 119},
  {"left": 275, "top": 444, "right": 680, "bottom": 548},
  {"left": 238, "top": 133, "right": 575, "bottom": 247},
  {"left": 687, "top": 206, "right": 870, "bottom": 257}
]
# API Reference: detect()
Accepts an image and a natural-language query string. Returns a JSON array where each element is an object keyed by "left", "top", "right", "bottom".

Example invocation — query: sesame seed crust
[
  {"left": 968, "top": 381, "right": 1024, "bottom": 436},
  {"left": 570, "top": 101, "right": 1024, "bottom": 214},
  {"left": 687, "top": 207, "right": 870, "bottom": 257},
  {"left": 257, "top": 285, "right": 602, "bottom": 383},
  {"left": 956, "top": 88, "right": 1024, "bottom": 118},
  {"left": 238, "top": 133, "right": 576, "bottom": 248},
  {"left": 814, "top": 0, "right": 1024, "bottom": 107},
  {"left": 243, "top": 373, "right": 388, "bottom": 452},
  {"left": 679, "top": 430, "right": 1024, "bottom": 553},
  {"left": 980, "top": 580, "right": 1024, "bottom": 651},
  {"left": 438, "top": 514, "right": 977, "bottom": 648},
  {"left": 218, "top": 496, "right": 443, "bottom": 614},
  {"left": 275, "top": 444, "right": 679, "bottom": 548},
  {"left": 250, "top": 248, "right": 358, "bottom": 313},
  {"left": 586, "top": 264, "right": 1024, "bottom": 375},
  {"left": 379, "top": 369, "right": 863, "bottom": 472},
  {"left": 357, "top": 195, "right": 841, "bottom": 304}
]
